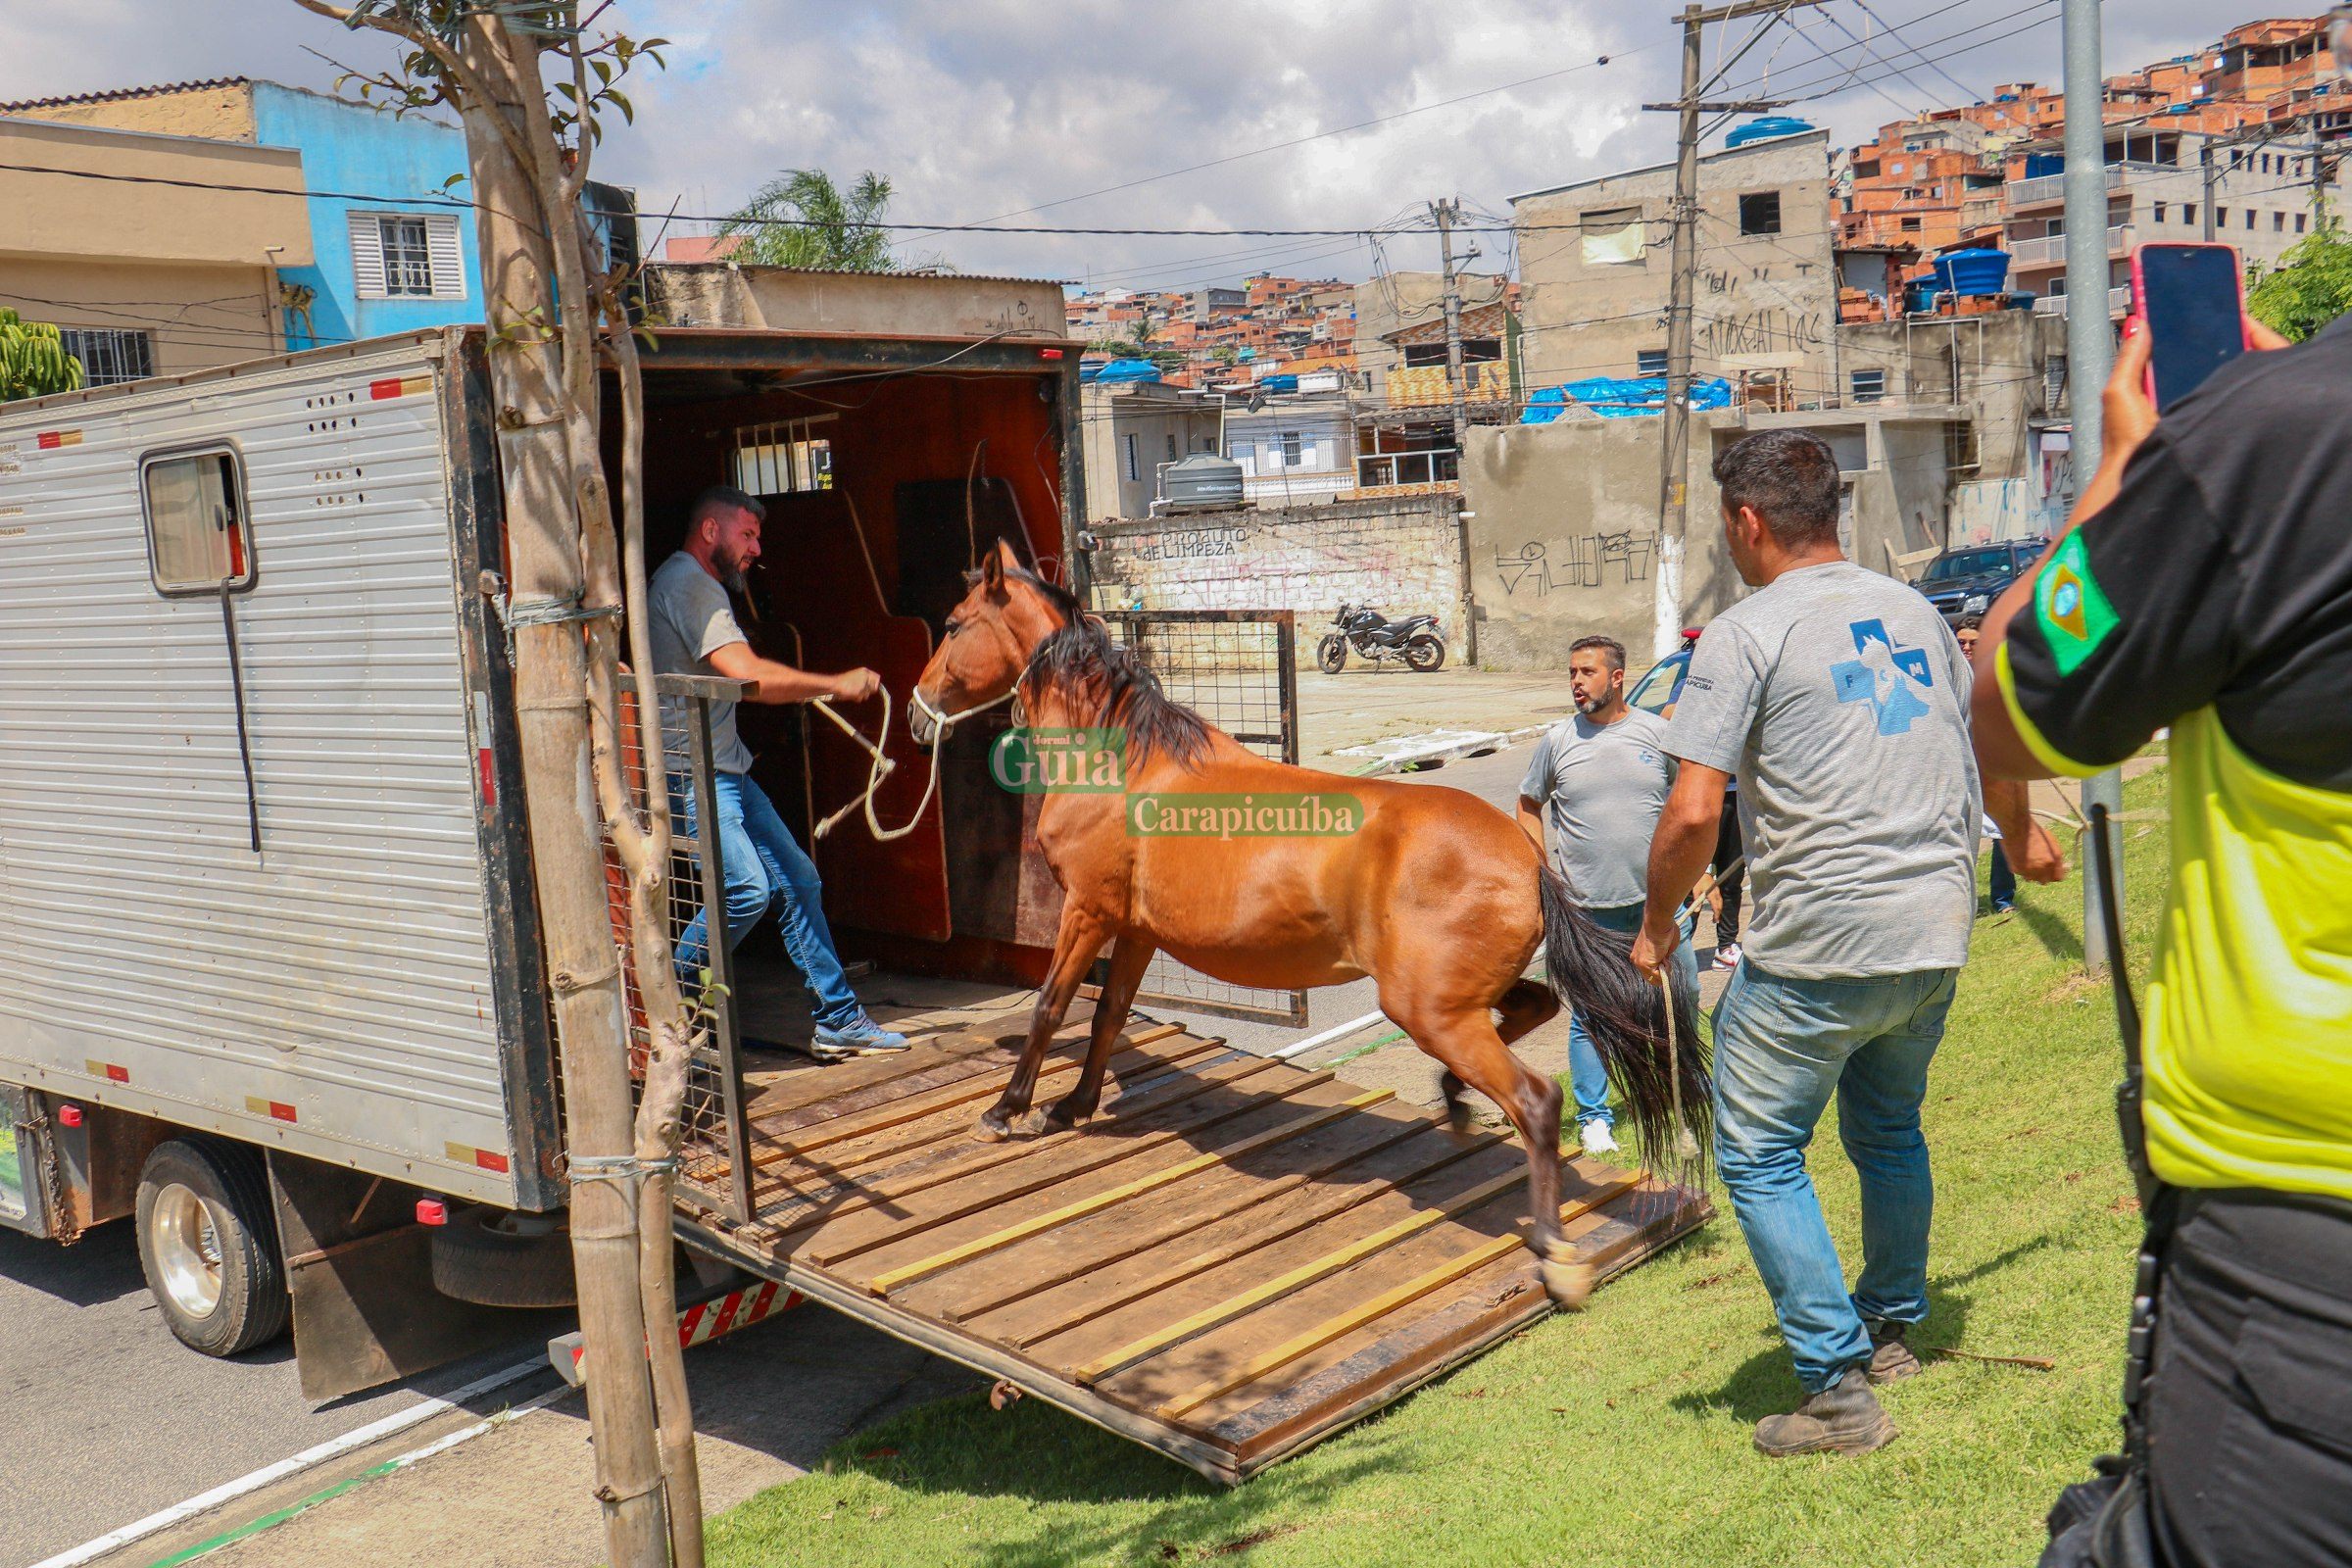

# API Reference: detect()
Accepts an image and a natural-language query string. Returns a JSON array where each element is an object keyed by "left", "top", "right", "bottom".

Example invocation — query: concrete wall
[
  {"left": 1461, "top": 417, "right": 1703, "bottom": 670},
  {"left": 1352, "top": 270, "right": 1509, "bottom": 402},
  {"left": 0, "top": 117, "right": 310, "bottom": 268},
  {"left": 651, "top": 264, "right": 1067, "bottom": 342},
  {"left": 1079, "top": 382, "right": 1223, "bottom": 521},
  {"left": 1835, "top": 309, "right": 2060, "bottom": 481},
  {"left": 250, "top": 84, "right": 484, "bottom": 350},
  {"left": 4, "top": 82, "right": 257, "bottom": 141},
  {"left": 0, "top": 257, "right": 279, "bottom": 377},
  {"left": 1514, "top": 131, "right": 1838, "bottom": 400},
  {"left": 1086, "top": 495, "right": 1469, "bottom": 663}
]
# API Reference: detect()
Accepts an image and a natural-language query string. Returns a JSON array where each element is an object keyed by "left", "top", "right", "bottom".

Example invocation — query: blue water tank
[
  {"left": 1726, "top": 116, "right": 1816, "bottom": 148},
  {"left": 1934, "top": 249, "right": 2012, "bottom": 298},
  {"left": 1905, "top": 278, "right": 1941, "bottom": 315}
]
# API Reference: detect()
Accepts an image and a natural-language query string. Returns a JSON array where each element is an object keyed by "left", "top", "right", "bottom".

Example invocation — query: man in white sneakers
[{"left": 1517, "top": 634, "right": 1697, "bottom": 1156}]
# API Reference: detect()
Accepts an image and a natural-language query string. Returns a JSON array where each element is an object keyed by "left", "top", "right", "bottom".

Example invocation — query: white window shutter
[
  {"left": 350, "top": 212, "right": 387, "bottom": 298},
  {"left": 425, "top": 214, "right": 466, "bottom": 300}
]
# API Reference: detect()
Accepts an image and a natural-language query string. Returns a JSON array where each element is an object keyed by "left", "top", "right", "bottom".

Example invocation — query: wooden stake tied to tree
[{"left": 287, "top": 5, "right": 702, "bottom": 1564}]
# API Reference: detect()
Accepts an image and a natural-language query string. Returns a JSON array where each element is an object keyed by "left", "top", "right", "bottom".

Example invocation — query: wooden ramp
[{"left": 677, "top": 1000, "right": 1710, "bottom": 1484}]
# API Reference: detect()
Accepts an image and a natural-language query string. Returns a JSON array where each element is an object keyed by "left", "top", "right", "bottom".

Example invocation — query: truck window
[{"left": 142, "top": 448, "right": 252, "bottom": 594}]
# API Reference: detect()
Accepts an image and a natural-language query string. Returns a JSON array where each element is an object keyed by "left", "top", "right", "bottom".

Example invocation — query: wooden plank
[
  {"left": 751, "top": 1048, "right": 1280, "bottom": 1236},
  {"left": 1205, "top": 1179, "right": 1712, "bottom": 1464},
  {"left": 740, "top": 997, "right": 1081, "bottom": 1124},
  {"left": 799, "top": 1066, "right": 1348, "bottom": 1269},
  {"left": 924, "top": 1112, "right": 1488, "bottom": 1328},
  {"left": 868, "top": 1088, "right": 1396, "bottom": 1297},
  {"left": 1000, "top": 1136, "right": 1533, "bottom": 1365},
  {"left": 1070, "top": 1163, "right": 1535, "bottom": 1384},
  {"left": 749, "top": 1022, "right": 1191, "bottom": 1165},
  {"left": 1142, "top": 1172, "right": 1643, "bottom": 1421},
  {"left": 749, "top": 1036, "right": 1232, "bottom": 1198}
]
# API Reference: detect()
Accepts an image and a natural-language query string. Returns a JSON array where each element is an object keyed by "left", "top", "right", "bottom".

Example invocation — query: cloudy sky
[{"left": 0, "top": 1, "right": 2261, "bottom": 289}]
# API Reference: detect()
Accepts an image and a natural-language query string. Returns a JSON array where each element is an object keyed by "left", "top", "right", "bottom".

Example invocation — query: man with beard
[
  {"left": 649, "top": 486, "right": 907, "bottom": 1059},
  {"left": 1516, "top": 634, "right": 1695, "bottom": 1156}
]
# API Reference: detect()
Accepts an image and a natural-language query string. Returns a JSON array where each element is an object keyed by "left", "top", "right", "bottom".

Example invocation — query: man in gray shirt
[
  {"left": 1516, "top": 634, "right": 1696, "bottom": 1157},
  {"left": 651, "top": 486, "right": 906, "bottom": 1059},
  {"left": 1631, "top": 431, "right": 2062, "bottom": 1456}
]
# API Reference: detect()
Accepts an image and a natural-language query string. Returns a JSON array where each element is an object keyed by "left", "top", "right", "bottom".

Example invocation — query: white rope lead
[{"left": 808, "top": 683, "right": 1018, "bottom": 843}]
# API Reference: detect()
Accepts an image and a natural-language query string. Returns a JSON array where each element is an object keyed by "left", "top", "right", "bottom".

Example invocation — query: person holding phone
[{"left": 1974, "top": 300, "right": 2352, "bottom": 1566}]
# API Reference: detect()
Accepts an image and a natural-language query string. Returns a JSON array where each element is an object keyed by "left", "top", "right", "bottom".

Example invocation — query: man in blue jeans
[
  {"left": 651, "top": 486, "right": 907, "bottom": 1060},
  {"left": 1516, "top": 634, "right": 1696, "bottom": 1157},
  {"left": 1632, "top": 431, "right": 2062, "bottom": 1455}
]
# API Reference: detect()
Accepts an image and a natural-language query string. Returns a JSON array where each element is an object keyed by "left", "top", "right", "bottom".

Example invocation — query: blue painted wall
[{"left": 253, "top": 83, "right": 484, "bottom": 349}]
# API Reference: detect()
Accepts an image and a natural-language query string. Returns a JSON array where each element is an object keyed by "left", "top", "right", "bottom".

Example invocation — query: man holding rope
[
  {"left": 1632, "top": 431, "right": 2062, "bottom": 1456},
  {"left": 650, "top": 485, "right": 908, "bottom": 1060}
]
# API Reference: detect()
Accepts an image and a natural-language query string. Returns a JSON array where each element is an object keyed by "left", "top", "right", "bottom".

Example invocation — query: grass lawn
[{"left": 710, "top": 769, "right": 2172, "bottom": 1568}]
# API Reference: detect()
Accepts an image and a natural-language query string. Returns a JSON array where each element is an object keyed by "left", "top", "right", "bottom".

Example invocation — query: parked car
[
  {"left": 1628, "top": 627, "right": 1703, "bottom": 717},
  {"left": 1912, "top": 538, "right": 2048, "bottom": 625}
]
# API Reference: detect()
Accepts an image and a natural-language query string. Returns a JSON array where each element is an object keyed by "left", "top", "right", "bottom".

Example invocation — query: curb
[{"left": 1339, "top": 721, "right": 1551, "bottom": 776}]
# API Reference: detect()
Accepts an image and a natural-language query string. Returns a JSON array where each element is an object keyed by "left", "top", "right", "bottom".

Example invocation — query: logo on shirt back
[{"left": 1830, "top": 618, "right": 1935, "bottom": 735}]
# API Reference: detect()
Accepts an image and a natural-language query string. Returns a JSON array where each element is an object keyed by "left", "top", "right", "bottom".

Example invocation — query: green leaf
[{"left": 605, "top": 88, "right": 632, "bottom": 122}]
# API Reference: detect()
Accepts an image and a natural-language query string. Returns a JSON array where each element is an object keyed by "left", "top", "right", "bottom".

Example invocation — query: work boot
[
  {"left": 1752, "top": 1368, "right": 1896, "bottom": 1457},
  {"left": 1865, "top": 1318, "right": 1923, "bottom": 1385}
]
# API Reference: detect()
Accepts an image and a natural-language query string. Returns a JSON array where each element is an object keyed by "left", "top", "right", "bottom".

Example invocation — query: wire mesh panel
[
  {"left": 1096, "top": 612, "right": 1308, "bottom": 1026},
  {"left": 603, "top": 674, "right": 754, "bottom": 1224}
]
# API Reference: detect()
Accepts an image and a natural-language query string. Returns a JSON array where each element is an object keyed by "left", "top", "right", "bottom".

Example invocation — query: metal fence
[
  {"left": 605, "top": 673, "right": 754, "bottom": 1225},
  {"left": 1096, "top": 611, "right": 1308, "bottom": 1026}
]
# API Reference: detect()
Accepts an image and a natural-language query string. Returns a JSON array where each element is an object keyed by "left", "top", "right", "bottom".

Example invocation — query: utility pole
[
  {"left": 1431, "top": 198, "right": 1470, "bottom": 460},
  {"left": 2061, "top": 0, "right": 2122, "bottom": 974},
  {"left": 1430, "top": 197, "right": 1482, "bottom": 665},
  {"left": 1644, "top": 0, "right": 1823, "bottom": 660}
]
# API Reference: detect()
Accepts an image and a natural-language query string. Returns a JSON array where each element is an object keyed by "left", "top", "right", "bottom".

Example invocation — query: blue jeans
[
  {"left": 671, "top": 769, "right": 862, "bottom": 1032},
  {"left": 1710, "top": 962, "right": 1958, "bottom": 1393},
  {"left": 1566, "top": 902, "right": 1698, "bottom": 1128},
  {"left": 1988, "top": 842, "right": 2016, "bottom": 908}
]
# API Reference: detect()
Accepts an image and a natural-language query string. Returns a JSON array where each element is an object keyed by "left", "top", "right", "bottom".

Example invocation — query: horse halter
[{"left": 812, "top": 635, "right": 1049, "bottom": 844}]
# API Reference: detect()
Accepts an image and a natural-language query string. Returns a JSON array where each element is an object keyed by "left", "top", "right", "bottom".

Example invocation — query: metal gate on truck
[{"left": 1096, "top": 611, "right": 1308, "bottom": 1027}]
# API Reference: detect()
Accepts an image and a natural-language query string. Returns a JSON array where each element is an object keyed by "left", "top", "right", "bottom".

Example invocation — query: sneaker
[
  {"left": 1752, "top": 1367, "right": 1897, "bottom": 1457},
  {"left": 1579, "top": 1119, "right": 1620, "bottom": 1156},
  {"left": 808, "top": 1014, "right": 910, "bottom": 1061},
  {"left": 1865, "top": 1319, "right": 1923, "bottom": 1385},
  {"left": 1991, "top": 899, "right": 2015, "bottom": 914},
  {"left": 1713, "top": 942, "right": 1743, "bottom": 971}
]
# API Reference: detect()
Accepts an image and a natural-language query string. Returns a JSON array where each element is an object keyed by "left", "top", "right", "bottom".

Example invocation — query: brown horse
[{"left": 908, "top": 541, "right": 1701, "bottom": 1305}]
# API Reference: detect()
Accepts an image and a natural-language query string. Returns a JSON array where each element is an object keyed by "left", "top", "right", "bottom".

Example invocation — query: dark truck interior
[{"left": 601, "top": 331, "right": 1079, "bottom": 1050}]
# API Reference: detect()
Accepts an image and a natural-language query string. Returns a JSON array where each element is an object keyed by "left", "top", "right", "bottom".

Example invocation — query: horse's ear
[
  {"left": 980, "top": 543, "right": 1006, "bottom": 597},
  {"left": 994, "top": 537, "right": 1024, "bottom": 571}
]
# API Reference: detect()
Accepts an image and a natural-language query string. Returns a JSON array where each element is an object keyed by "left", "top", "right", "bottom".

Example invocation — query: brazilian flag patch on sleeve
[{"left": 2036, "top": 532, "right": 2120, "bottom": 676}]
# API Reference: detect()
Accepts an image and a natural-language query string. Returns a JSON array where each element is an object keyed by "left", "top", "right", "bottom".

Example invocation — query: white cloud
[{"left": 0, "top": 0, "right": 2271, "bottom": 288}]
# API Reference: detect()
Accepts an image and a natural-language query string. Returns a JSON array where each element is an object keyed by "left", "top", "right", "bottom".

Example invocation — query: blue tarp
[
  {"left": 1083, "top": 358, "right": 1163, "bottom": 383},
  {"left": 1520, "top": 375, "right": 1735, "bottom": 422}
]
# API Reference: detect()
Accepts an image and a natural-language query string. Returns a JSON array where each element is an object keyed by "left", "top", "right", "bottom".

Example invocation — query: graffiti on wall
[{"left": 1494, "top": 531, "right": 1658, "bottom": 595}]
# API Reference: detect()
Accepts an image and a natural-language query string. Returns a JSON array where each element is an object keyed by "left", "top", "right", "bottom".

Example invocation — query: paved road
[{"left": 0, "top": 1219, "right": 571, "bottom": 1567}]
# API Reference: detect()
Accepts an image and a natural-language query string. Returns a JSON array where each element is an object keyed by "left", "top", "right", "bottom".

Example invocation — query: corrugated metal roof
[{"left": 0, "top": 76, "right": 250, "bottom": 113}]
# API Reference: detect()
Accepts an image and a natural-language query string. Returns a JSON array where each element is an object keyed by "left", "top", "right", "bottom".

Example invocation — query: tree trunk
[{"left": 456, "top": 17, "right": 669, "bottom": 1565}]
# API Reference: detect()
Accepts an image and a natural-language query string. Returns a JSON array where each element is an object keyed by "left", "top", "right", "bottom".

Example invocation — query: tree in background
[
  {"left": 0, "top": 310, "right": 83, "bottom": 401},
  {"left": 719, "top": 169, "right": 904, "bottom": 271},
  {"left": 2250, "top": 219, "right": 2352, "bottom": 342}
]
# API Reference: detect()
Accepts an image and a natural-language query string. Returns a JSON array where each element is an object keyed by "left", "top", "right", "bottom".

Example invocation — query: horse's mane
[{"left": 977, "top": 565, "right": 1211, "bottom": 769}]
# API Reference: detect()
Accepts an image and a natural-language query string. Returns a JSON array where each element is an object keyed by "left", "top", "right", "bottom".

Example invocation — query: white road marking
[{"left": 28, "top": 1354, "right": 551, "bottom": 1568}]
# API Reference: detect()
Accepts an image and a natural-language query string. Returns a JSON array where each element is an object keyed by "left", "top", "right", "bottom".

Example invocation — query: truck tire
[
  {"left": 134, "top": 1138, "right": 289, "bottom": 1357},
  {"left": 431, "top": 1206, "right": 577, "bottom": 1308}
]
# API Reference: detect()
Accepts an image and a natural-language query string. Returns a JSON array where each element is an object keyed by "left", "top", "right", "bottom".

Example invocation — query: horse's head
[{"left": 909, "top": 539, "right": 1068, "bottom": 745}]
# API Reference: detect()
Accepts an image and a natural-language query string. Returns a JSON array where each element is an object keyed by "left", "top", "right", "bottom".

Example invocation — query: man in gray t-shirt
[
  {"left": 649, "top": 485, "right": 906, "bottom": 1060},
  {"left": 1515, "top": 634, "right": 1694, "bottom": 1155},
  {"left": 1630, "top": 431, "right": 2061, "bottom": 1458}
]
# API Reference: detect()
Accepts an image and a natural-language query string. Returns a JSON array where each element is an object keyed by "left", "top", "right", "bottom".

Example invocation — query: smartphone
[{"left": 2130, "top": 243, "right": 2251, "bottom": 412}]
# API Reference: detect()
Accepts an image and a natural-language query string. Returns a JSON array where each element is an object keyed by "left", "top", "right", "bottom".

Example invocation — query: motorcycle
[{"left": 1317, "top": 603, "right": 1446, "bottom": 673}]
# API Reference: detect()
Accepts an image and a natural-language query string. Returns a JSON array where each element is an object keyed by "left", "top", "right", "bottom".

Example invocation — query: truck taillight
[
  {"left": 57, "top": 1103, "right": 82, "bottom": 1128},
  {"left": 416, "top": 1199, "right": 449, "bottom": 1226}
]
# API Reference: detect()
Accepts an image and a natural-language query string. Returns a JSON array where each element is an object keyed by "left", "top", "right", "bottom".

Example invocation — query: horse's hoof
[
  {"left": 1443, "top": 1098, "right": 1479, "bottom": 1136},
  {"left": 973, "top": 1112, "right": 1014, "bottom": 1144},
  {"left": 1539, "top": 1246, "right": 1594, "bottom": 1310}
]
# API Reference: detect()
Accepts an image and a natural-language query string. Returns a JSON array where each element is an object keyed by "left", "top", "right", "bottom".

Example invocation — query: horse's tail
[{"left": 1537, "top": 864, "right": 1711, "bottom": 1170}]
